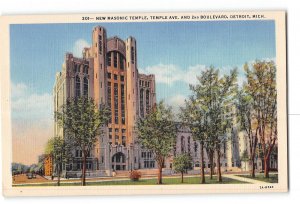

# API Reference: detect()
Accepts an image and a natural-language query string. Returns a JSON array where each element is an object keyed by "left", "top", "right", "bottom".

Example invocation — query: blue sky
[
  {"left": 10, "top": 20, "right": 275, "bottom": 164},
  {"left": 11, "top": 21, "right": 275, "bottom": 95}
]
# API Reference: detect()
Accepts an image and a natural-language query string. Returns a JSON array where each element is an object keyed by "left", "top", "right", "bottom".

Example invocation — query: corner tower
[
  {"left": 92, "top": 26, "right": 107, "bottom": 107},
  {"left": 125, "top": 37, "right": 138, "bottom": 145}
]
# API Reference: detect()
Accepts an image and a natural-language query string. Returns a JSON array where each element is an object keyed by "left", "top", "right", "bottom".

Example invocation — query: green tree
[
  {"left": 241, "top": 150, "right": 249, "bottom": 162},
  {"left": 244, "top": 60, "right": 277, "bottom": 178},
  {"left": 180, "top": 98, "right": 207, "bottom": 183},
  {"left": 136, "top": 101, "right": 177, "bottom": 184},
  {"left": 45, "top": 136, "right": 72, "bottom": 186},
  {"left": 236, "top": 88, "right": 258, "bottom": 177},
  {"left": 240, "top": 150, "right": 250, "bottom": 171},
  {"left": 173, "top": 153, "right": 192, "bottom": 183},
  {"left": 181, "top": 66, "right": 237, "bottom": 183},
  {"left": 55, "top": 97, "right": 110, "bottom": 186}
]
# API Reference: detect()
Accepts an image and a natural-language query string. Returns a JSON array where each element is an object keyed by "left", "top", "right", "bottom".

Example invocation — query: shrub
[{"left": 129, "top": 170, "right": 142, "bottom": 181}]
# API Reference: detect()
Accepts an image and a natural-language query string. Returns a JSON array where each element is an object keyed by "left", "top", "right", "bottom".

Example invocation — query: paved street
[{"left": 13, "top": 174, "right": 48, "bottom": 184}]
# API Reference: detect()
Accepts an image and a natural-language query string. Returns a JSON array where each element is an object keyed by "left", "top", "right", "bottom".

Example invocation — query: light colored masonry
[{"left": 53, "top": 26, "right": 277, "bottom": 177}]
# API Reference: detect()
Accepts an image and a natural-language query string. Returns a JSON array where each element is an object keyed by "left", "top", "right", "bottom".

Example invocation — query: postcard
[{"left": 0, "top": 11, "right": 287, "bottom": 196}]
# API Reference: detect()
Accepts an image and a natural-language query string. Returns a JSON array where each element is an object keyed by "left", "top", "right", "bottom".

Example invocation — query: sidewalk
[{"left": 222, "top": 174, "right": 268, "bottom": 184}]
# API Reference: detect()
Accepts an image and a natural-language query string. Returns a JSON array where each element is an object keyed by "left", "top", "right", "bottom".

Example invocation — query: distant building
[{"left": 44, "top": 154, "right": 53, "bottom": 176}]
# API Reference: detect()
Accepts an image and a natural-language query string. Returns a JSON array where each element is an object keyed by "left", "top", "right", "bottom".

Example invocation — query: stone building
[{"left": 53, "top": 26, "right": 157, "bottom": 177}]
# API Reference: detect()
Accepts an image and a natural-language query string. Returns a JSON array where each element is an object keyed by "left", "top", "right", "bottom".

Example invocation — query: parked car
[
  {"left": 65, "top": 172, "right": 78, "bottom": 179},
  {"left": 27, "top": 173, "right": 33, "bottom": 179}
]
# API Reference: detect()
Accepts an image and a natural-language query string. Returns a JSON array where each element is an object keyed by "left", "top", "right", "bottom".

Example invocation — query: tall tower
[
  {"left": 125, "top": 37, "right": 138, "bottom": 144},
  {"left": 106, "top": 36, "right": 127, "bottom": 146},
  {"left": 92, "top": 26, "right": 107, "bottom": 107}
]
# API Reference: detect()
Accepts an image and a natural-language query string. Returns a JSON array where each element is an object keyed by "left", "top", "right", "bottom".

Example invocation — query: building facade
[
  {"left": 53, "top": 26, "right": 277, "bottom": 178},
  {"left": 44, "top": 154, "right": 53, "bottom": 176}
]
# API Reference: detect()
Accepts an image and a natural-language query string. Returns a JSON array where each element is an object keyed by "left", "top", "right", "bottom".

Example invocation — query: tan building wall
[{"left": 44, "top": 154, "right": 53, "bottom": 176}]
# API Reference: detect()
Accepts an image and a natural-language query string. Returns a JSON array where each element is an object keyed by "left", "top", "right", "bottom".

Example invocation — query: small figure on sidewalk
[{"left": 112, "top": 170, "right": 116, "bottom": 177}]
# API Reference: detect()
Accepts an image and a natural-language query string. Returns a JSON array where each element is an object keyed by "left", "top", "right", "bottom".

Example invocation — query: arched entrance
[{"left": 112, "top": 152, "right": 126, "bottom": 171}]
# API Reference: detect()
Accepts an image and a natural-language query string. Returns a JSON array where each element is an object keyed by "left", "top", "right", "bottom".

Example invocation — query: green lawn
[
  {"left": 237, "top": 174, "right": 278, "bottom": 183},
  {"left": 13, "top": 175, "right": 247, "bottom": 187}
]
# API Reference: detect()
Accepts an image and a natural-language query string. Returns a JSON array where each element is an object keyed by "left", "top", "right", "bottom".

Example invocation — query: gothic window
[
  {"left": 146, "top": 89, "right": 150, "bottom": 114},
  {"left": 75, "top": 75, "right": 81, "bottom": 97},
  {"left": 173, "top": 145, "right": 177, "bottom": 156},
  {"left": 77, "top": 162, "right": 82, "bottom": 170},
  {"left": 122, "top": 136, "right": 126, "bottom": 146},
  {"left": 181, "top": 136, "right": 185, "bottom": 153},
  {"left": 86, "top": 162, "right": 92, "bottom": 170},
  {"left": 76, "top": 64, "right": 80, "bottom": 73},
  {"left": 107, "top": 52, "right": 112, "bottom": 66},
  {"left": 114, "top": 83, "right": 118, "bottom": 124},
  {"left": 121, "top": 84, "right": 125, "bottom": 124},
  {"left": 98, "top": 35, "right": 102, "bottom": 55},
  {"left": 120, "top": 55, "right": 124, "bottom": 70},
  {"left": 131, "top": 47, "right": 134, "bottom": 64},
  {"left": 188, "top": 137, "right": 191, "bottom": 155},
  {"left": 84, "top": 66, "right": 88, "bottom": 74},
  {"left": 75, "top": 150, "right": 82, "bottom": 158},
  {"left": 194, "top": 142, "right": 198, "bottom": 157},
  {"left": 83, "top": 77, "right": 88, "bottom": 96},
  {"left": 113, "top": 52, "right": 118, "bottom": 67},
  {"left": 108, "top": 82, "right": 112, "bottom": 123},
  {"left": 140, "top": 88, "right": 144, "bottom": 118}
]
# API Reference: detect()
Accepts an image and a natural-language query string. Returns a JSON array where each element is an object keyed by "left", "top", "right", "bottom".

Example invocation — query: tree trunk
[
  {"left": 82, "top": 154, "right": 86, "bottom": 186},
  {"left": 158, "top": 164, "right": 163, "bottom": 184},
  {"left": 209, "top": 150, "right": 214, "bottom": 180},
  {"left": 200, "top": 141, "right": 205, "bottom": 184},
  {"left": 264, "top": 155, "right": 270, "bottom": 178},
  {"left": 217, "top": 149, "right": 222, "bottom": 182},
  {"left": 264, "top": 140, "right": 275, "bottom": 178},
  {"left": 57, "top": 163, "right": 60, "bottom": 186},
  {"left": 250, "top": 156, "right": 255, "bottom": 178},
  {"left": 181, "top": 172, "right": 184, "bottom": 183}
]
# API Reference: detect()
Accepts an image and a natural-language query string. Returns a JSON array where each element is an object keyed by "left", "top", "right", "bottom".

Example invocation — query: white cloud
[
  {"left": 140, "top": 63, "right": 206, "bottom": 86},
  {"left": 167, "top": 94, "right": 186, "bottom": 108},
  {"left": 182, "top": 64, "right": 206, "bottom": 85},
  {"left": 72, "top": 39, "right": 90, "bottom": 57},
  {"left": 140, "top": 62, "right": 264, "bottom": 87},
  {"left": 11, "top": 82, "right": 53, "bottom": 121},
  {"left": 164, "top": 94, "right": 188, "bottom": 116},
  {"left": 11, "top": 82, "right": 28, "bottom": 98},
  {"left": 140, "top": 64, "right": 182, "bottom": 85}
]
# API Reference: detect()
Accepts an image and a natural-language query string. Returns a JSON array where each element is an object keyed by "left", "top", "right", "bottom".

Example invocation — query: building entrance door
[{"left": 112, "top": 152, "right": 126, "bottom": 171}]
